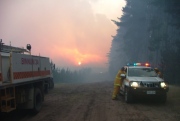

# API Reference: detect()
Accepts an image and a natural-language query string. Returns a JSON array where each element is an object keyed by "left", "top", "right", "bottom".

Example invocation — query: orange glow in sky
[
  {"left": 0, "top": 0, "right": 126, "bottom": 72},
  {"left": 78, "top": 62, "right": 82, "bottom": 65}
]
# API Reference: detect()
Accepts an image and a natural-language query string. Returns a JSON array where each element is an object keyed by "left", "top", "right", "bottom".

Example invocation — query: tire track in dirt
[
  {"left": 83, "top": 84, "right": 108, "bottom": 121},
  {"left": 82, "top": 92, "right": 95, "bottom": 121},
  {"left": 87, "top": 82, "right": 111, "bottom": 121}
]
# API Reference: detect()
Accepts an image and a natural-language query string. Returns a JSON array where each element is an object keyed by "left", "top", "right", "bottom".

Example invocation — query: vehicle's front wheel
[{"left": 125, "top": 87, "right": 133, "bottom": 103}]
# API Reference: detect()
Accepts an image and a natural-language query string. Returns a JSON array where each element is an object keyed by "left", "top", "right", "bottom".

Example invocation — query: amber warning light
[{"left": 145, "top": 63, "right": 150, "bottom": 66}]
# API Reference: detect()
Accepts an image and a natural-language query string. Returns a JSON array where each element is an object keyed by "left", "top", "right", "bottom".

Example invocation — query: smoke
[{"left": 0, "top": 0, "right": 125, "bottom": 72}]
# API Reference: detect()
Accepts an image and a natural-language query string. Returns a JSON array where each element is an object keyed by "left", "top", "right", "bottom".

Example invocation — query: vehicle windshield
[{"left": 128, "top": 68, "right": 157, "bottom": 77}]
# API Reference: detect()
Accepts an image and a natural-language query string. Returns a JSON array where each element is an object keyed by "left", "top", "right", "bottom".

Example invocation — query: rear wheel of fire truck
[
  {"left": 33, "top": 88, "right": 42, "bottom": 114},
  {"left": 125, "top": 87, "right": 133, "bottom": 103}
]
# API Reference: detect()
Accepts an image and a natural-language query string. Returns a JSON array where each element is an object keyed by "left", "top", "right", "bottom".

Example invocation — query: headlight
[
  {"left": 160, "top": 82, "right": 167, "bottom": 88},
  {"left": 130, "top": 82, "right": 139, "bottom": 87}
]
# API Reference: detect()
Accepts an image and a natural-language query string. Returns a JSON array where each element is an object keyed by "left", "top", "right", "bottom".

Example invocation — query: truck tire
[
  {"left": 125, "top": 87, "right": 133, "bottom": 103},
  {"left": 32, "top": 88, "right": 42, "bottom": 114}
]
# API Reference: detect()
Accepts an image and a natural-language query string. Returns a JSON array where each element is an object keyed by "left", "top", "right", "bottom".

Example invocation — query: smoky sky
[{"left": 0, "top": 0, "right": 125, "bottom": 72}]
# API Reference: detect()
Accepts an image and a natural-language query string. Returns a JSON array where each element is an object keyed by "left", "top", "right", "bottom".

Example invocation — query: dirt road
[{"left": 1, "top": 81, "right": 180, "bottom": 121}]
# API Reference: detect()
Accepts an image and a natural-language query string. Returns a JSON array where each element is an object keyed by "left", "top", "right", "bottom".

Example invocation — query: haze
[{"left": 0, "top": 0, "right": 126, "bottom": 72}]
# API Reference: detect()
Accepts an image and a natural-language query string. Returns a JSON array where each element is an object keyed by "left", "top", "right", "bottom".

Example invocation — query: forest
[
  {"left": 108, "top": 0, "right": 180, "bottom": 84},
  {"left": 52, "top": 67, "right": 108, "bottom": 83},
  {"left": 52, "top": 67, "right": 92, "bottom": 83}
]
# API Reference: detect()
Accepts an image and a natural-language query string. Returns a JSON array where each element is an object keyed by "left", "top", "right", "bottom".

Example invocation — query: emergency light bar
[{"left": 127, "top": 63, "right": 150, "bottom": 67}]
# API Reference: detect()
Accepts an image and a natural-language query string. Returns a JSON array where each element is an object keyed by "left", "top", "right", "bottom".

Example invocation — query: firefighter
[
  {"left": 154, "top": 68, "right": 163, "bottom": 78},
  {"left": 112, "top": 66, "right": 126, "bottom": 100}
]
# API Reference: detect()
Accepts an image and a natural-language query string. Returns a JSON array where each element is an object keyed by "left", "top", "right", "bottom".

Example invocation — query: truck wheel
[
  {"left": 125, "top": 87, "right": 133, "bottom": 103},
  {"left": 33, "top": 88, "right": 42, "bottom": 114}
]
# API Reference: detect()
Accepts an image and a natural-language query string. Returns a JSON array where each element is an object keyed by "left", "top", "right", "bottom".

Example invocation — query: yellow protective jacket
[{"left": 114, "top": 70, "right": 126, "bottom": 86}]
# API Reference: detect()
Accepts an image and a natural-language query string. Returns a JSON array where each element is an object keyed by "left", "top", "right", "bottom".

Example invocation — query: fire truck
[{"left": 0, "top": 40, "right": 54, "bottom": 114}]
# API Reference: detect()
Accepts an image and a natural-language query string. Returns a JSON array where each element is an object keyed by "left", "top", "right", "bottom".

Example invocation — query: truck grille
[{"left": 140, "top": 82, "right": 160, "bottom": 88}]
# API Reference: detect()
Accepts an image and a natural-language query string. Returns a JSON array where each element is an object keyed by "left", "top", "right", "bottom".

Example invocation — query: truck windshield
[{"left": 128, "top": 68, "right": 157, "bottom": 77}]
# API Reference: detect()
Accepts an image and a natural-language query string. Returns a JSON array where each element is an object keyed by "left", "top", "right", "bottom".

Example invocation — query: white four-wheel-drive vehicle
[{"left": 120, "top": 63, "right": 169, "bottom": 103}]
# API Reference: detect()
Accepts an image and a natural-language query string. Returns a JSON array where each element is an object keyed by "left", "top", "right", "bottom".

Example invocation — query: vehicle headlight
[
  {"left": 160, "top": 82, "right": 167, "bottom": 88},
  {"left": 130, "top": 82, "right": 139, "bottom": 87}
]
